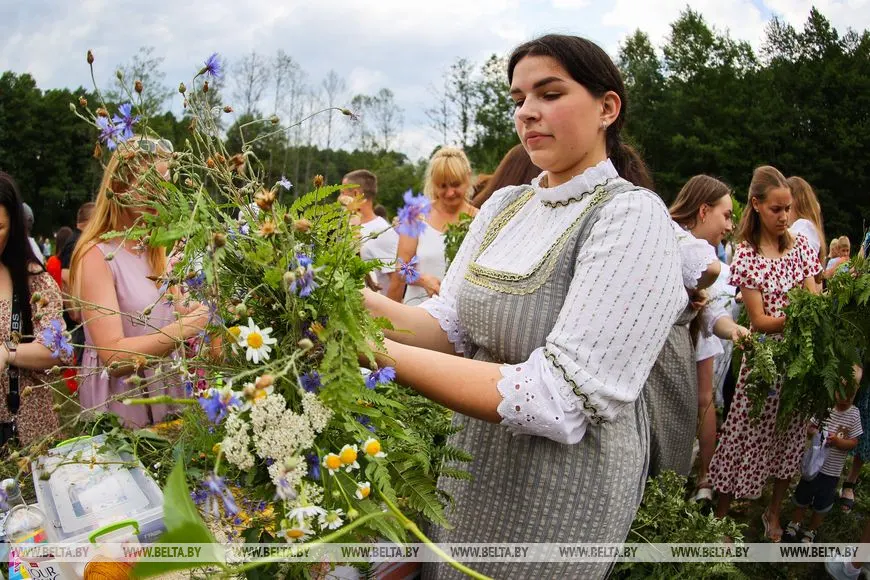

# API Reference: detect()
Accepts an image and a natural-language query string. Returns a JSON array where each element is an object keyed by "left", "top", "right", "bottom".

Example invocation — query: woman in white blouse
[
  {"left": 387, "top": 147, "right": 478, "bottom": 305},
  {"left": 787, "top": 175, "right": 826, "bottom": 267},
  {"left": 365, "top": 35, "right": 685, "bottom": 579}
]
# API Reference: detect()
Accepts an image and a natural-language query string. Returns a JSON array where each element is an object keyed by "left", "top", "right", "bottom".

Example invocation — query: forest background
[{"left": 1, "top": 7, "right": 867, "bottom": 242}]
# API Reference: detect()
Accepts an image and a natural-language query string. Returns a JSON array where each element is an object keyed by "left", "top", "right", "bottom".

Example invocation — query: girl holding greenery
[{"left": 709, "top": 165, "right": 822, "bottom": 542}]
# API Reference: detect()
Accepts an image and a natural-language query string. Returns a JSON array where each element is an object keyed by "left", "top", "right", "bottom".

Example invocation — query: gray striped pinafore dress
[
  {"left": 644, "top": 306, "right": 697, "bottom": 477},
  {"left": 422, "top": 180, "right": 650, "bottom": 580}
]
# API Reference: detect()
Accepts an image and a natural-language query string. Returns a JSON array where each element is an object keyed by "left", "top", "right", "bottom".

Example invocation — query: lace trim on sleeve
[
  {"left": 495, "top": 354, "right": 588, "bottom": 444},
  {"left": 679, "top": 235, "right": 718, "bottom": 290},
  {"left": 419, "top": 297, "right": 468, "bottom": 355}
]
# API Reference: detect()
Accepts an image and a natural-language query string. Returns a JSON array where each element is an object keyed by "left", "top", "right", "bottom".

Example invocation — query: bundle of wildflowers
[
  {"left": 45, "top": 50, "right": 478, "bottom": 578},
  {"left": 742, "top": 256, "right": 870, "bottom": 429}
]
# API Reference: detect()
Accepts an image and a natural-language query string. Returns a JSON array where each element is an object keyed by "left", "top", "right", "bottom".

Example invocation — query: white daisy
[
  {"left": 355, "top": 481, "right": 372, "bottom": 500},
  {"left": 289, "top": 505, "right": 326, "bottom": 521},
  {"left": 237, "top": 318, "right": 277, "bottom": 364},
  {"left": 323, "top": 453, "right": 342, "bottom": 476},
  {"left": 279, "top": 518, "right": 314, "bottom": 543},
  {"left": 361, "top": 438, "right": 387, "bottom": 458},
  {"left": 318, "top": 509, "right": 345, "bottom": 530},
  {"left": 339, "top": 444, "right": 360, "bottom": 472}
]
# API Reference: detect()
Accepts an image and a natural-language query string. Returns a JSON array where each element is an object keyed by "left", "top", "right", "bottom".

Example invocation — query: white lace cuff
[
  {"left": 419, "top": 297, "right": 468, "bottom": 355},
  {"left": 700, "top": 302, "right": 728, "bottom": 338},
  {"left": 674, "top": 224, "right": 718, "bottom": 290},
  {"left": 496, "top": 348, "right": 588, "bottom": 444}
]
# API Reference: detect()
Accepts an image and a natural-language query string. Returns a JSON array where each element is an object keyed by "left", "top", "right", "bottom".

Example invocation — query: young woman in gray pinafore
[{"left": 365, "top": 35, "right": 686, "bottom": 579}]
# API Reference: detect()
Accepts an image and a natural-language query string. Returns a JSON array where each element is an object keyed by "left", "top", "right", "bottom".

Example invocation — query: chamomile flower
[
  {"left": 288, "top": 505, "right": 326, "bottom": 521},
  {"left": 355, "top": 481, "right": 372, "bottom": 500},
  {"left": 279, "top": 517, "right": 314, "bottom": 543},
  {"left": 323, "top": 453, "right": 342, "bottom": 476},
  {"left": 238, "top": 318, "right": 277, "bottom": 364},
  {"left": 339, "top": 444, "right": 360, "bottom": 472},
  {"left": 227, "top": 326, "right": 242, "bottom": 353},
  {"left": 318, "top": 509, "right": 345, "bottom": 530},
  {"left": 361, "top": 438, "right": 387, "bottom": 459}
]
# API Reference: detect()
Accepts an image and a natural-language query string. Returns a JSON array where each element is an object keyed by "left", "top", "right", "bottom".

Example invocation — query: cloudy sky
[{"left": 2, "top": 0, "right": 868, "bottom": 160}]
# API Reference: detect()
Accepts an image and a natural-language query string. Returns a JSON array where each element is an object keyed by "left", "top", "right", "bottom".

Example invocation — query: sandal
[
  {"left": 783, "top": 521, "right": 802, "bottom": 543},
  {"left": 840, "top": 481, "right": 857, "bottom": 513},
  {"left": 762, "top": 511, "right": 782, "bottom": 543},
  {"left": 693, "top": 478, "right": 714, "bottom": 503}
]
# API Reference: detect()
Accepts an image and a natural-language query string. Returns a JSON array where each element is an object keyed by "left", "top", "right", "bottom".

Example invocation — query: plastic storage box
[{"left": 30, "top": 434, "right": 166, "bottom": 579}]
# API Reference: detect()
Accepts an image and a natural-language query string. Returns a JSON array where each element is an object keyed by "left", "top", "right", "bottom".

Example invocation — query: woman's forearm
[
  {"left": 92, "top": 316, "right": 203, "bottom": 376},
  {"left": 11, "top": 342, "right": 61, "bottom": 370},
  {"left": 364, "top": 289, "right": 456, "bottom": 354},
  {"left": 377, "top": 338, "right": 502, "bottom": 422},
  {"left": 750, "top": 314, "right": 786, "bottom": 334}
]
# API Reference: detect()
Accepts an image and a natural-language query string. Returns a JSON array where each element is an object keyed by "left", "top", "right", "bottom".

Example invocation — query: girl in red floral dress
[{"left": 709, "top": 166, "right": 822, "bottom": 542}]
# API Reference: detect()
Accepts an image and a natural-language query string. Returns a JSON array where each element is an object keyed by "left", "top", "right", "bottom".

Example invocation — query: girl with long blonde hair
[
  {"left": 787, "top": 176, "right": 826, "bottom": 263},
  {"left": 71, "top": 137, "right": 209, "bottom": 427}
]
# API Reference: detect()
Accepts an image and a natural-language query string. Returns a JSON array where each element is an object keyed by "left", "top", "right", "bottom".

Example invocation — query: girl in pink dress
[
  {"left": 70, "top": 138, "right": 210, "bottom": 427},
  {"left": 709, "top": 165, "right": 822, "bottom": 542}
]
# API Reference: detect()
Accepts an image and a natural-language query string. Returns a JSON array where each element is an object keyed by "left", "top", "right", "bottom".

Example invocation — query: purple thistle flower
[
  {"left": 398, "top": 255, "right": 420, "bottom": 284},
  {"left": 278, "top": 176, "right": 292, "bottom": 190},
  {"left": 365, "top": 366, "right": 396, "bottom": 390},
  {"left": 40, "top": 319, "right": 73, "bottom": 360},
  {"left": 96, "top": 117, "right": 121, "bottom": 151},
  {"left": 202, "top": 53, "right": 223, "bottom": 79},
  {"left": 306, "top": 452, "right": 321, "bottom": 480},
  {"left": 112, "top": 103, "right": 139, "bottom": 141},
  {"left": 290, "top": 254, "right": 318, "bottom": 297},
  {"left": 357, "top": 415, "right": 376, "bottom": 433},
  {"left": 395, "top": 190, "right": 431, "bottom": 238},
  {"left": 201, "top": 473, "right": 239, "bottom": 518},
  {"left": 299, "top": 371, "right": 321, "bottom": 393}
]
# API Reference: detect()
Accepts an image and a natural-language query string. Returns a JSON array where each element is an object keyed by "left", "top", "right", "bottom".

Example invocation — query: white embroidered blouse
[
  {"left": 672, "top": 222, "right": 730, "bottom": 336},
  {"left": 421, "top": 159, "right": 687, "bottom": 444}
]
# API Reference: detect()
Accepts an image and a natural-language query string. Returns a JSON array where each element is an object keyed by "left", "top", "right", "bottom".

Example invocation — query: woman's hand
[
  {"left": 730, "top": 325, "right": 750, "bottom": 342},
  {"left": 180, "top": 304, "right": 211, "bottom": 338},
  {"left": 0, "top": 346, "right": 8, "bottom": 374},
  {"left": 688, "top": 289, "right": 708, "bottom": 311},
  {"left": 416, "top": 274, "right": 441, "bottom": 297}
]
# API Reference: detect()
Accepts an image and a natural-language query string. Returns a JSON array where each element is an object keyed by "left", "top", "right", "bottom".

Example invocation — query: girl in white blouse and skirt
[{"left": 366, "top": 35, "right": 686, "bottom": 579}]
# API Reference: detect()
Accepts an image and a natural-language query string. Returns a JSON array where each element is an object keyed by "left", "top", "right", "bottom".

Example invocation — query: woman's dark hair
[
  {"left": 54, "top": 226, "right": 74, "bottom": 257},
  {"left": 471, "top": 144, "right": 541, "bottom": 208},
  {"left": 507, "top": 34, "right": 653, "bottom": 190},
  {"left": 0, "top": 172, "right": 41, "bottom": 338}
]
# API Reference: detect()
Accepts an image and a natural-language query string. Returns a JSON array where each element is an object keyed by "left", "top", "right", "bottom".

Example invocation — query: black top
[{"left": 59, "top": 229, "right": 81, "bottom": 269}]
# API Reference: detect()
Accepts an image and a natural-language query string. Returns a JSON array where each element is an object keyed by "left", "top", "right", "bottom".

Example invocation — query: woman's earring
[{"left": 600, "top": 120, "right": 608, "bottom": 130}]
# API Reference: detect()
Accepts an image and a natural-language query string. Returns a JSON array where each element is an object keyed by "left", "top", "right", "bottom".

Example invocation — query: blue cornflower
[
  {"left": 306, "top": 452, "right": 321, "bottom": 480},
  {"left": 186, "top": 271, "right": 206, "bottom": 291},
  {"left": 112, "top": 103, "right": 139, "bottom": 140},
  {"left": 758, "top": 335, "right": 767, "bottom": 343},
  {"left": 397, "top": 255, "right": 420, "bottom": 284},
  {"left": 278, "top": 176, "right": 293, "bottom": 190},
  {"left": 290, "top": 254, "right": 319, "bottom": 297},
  {"left": 201, "top": 473, "right": 238, "bottom": 518},
  {"left": 96, "top": 117, "right": 121, "bottom": 151},
  {"left": 201, "top": 53, "right": 223, "bottom": 79},
  {"left": 197, "top": 388, "right": 241, "bottom": 425},
  {"left": 40, "top": 319, "right": 73, "bottom": 360},
  {"left": 357, "top": 415, "right": 376, "bottom": 433},
  {"left": 365, "top": 366, "right": 396, "bottom": 390},
  {"left": 395, "top": 190, "right": 431, "bottom": 238},
  {"left": 233, "top": 516, "right": 243, "bottom": 525},
  {"left": 299, "top": 371, "right": 321, "bottom": 393},
  {"left": 190, "top": 489, "right": 208, "bottom": 505}
]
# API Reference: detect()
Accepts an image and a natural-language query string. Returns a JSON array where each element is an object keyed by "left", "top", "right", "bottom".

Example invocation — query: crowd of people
[{"left": 1, "top": 32, "right": 870, "bottom": 579}]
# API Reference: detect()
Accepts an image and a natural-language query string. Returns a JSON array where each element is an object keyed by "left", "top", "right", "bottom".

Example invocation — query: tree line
[{"left": 0, "top": 7, "right": 866, "bottom": 242}]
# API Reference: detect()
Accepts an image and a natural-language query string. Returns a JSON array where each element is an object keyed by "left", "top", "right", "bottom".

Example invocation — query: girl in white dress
[
  {"left": 786, "top": 175, "right": 826, "bottom": 267},
  {"left": 387, "top": 147, "right": 478, "bottom": 305}
]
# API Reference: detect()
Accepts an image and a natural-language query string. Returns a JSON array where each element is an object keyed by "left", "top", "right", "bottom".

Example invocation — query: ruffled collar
[{"left": 531, "top": 158, "right": 618, "bottom": 205}]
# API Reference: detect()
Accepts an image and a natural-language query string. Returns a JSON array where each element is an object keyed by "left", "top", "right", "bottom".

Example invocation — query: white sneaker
[{"left": 825, "top": 558, "right": 861, "bottom": 579}]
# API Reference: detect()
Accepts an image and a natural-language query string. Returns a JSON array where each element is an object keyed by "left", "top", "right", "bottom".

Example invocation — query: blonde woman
[
  {"left": 787, "top": 176, "right": 826, "bottom": 264},
  {"left": 387, "top": 147, "right": 478, "bottom": 305},
  {"left": 70, "top": 137, "right": 209, "bottom": 427},
  {"left": 824, "top": 236, "right": 851, "bottom": 279}
]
